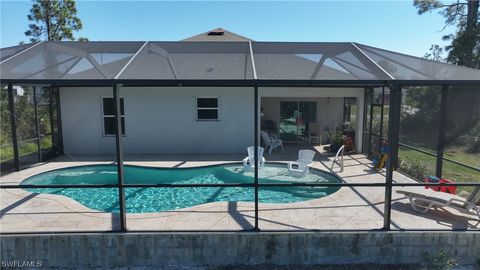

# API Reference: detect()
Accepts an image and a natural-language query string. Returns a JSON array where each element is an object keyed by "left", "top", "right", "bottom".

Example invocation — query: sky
[{"left": 0, "top": 0, "right": 455, "bottom": 57}]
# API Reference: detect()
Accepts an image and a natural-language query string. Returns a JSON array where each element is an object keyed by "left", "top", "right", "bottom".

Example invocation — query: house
[{"left": 1, "top": 28, "right": 479, "bottom": 160}]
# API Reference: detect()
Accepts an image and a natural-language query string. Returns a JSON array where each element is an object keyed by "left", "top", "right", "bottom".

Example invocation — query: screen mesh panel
[
  {"left": 1, "top": 41, "right": 479, "bottom": 82},
  {"left": 252, "top": 42, "right": 390, "bottom": 80},
  {"left": 1, "top": 42, "right": 144, "bottom": 80},
  {"left": 1, "top": 43, "right": 35, "bottom": 62},
  {"left": 355, "top": 43, "right": 480, "bottom": 80},
  {"left": 118, "top": 41, "right": 254, "bottom": 80}
]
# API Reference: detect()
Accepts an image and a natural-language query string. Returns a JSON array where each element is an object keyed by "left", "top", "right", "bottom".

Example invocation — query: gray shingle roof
[{"left": 182, "top": 28, "right": 252, "bottom": 42}]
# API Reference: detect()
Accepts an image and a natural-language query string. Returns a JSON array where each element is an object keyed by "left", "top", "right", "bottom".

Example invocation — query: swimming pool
[{"left": 21, "top": 163, "right": 341, "bottom": 213}]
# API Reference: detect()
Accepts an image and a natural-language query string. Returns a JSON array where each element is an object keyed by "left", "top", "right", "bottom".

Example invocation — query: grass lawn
[
  {"left": 0, "top": 137, "right": 53, "bottom": 163},
  {"left": 398, "top": 146, "right": 479, "bottom": 194},
  {"left": 444, "top": 146, "right": 480, "bottom": 168}
]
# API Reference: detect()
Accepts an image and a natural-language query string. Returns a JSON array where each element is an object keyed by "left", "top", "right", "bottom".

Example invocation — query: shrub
[
  {"left": 399, "top": 158, "right": 435, "bottom": 181},
  {"left": 464, "top": 124, "right": 480, "bottom": 153}
]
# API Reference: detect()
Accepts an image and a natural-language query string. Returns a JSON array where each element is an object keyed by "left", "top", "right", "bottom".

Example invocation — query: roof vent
[{"left": 207, "top": 28, "right": 225, "bottom": 36}]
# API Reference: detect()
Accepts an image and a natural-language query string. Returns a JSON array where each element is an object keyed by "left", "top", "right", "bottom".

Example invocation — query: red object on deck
[
  {"left": 344, "top": 137, "right": 354, "bottom": 152},
  {"left": 424, "top": 178, "right": 457, "bottom": 194}
]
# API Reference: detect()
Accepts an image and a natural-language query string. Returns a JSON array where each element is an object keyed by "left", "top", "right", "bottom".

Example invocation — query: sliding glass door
[{"left": 279, "top": 101, "right": 316, "bottom": 143}]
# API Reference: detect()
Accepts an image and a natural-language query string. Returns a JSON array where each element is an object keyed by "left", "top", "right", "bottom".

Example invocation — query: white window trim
[
  {"left": 195, "top": 96, "right": 219, "bottom": 121},
  {"left": 101, "top": 96, "right": 126, "bottom": 137}
]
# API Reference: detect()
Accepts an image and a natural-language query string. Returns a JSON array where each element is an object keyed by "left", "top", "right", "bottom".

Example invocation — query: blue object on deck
[{"left": 426, "top": 175, "right": 440, "bottom": 182}]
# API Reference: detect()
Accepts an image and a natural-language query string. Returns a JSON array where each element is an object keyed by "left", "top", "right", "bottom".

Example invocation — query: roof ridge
[{"left": 182, "top": 28, "right": 253, "bottom": 42}]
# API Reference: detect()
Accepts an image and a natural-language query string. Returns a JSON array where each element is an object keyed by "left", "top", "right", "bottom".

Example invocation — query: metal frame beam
[
  {"left": 32, "top": 86, "right": 42, "bottom": 161},
  {"left": 383, "top": 84, "right": 402, "bottom": 230},
  {"left": 310, "top": 55, "right": 327, "bottom": 79},
  {"left": 248, "top": 41, "right": 257, "bottom": 80},
  {"left": 254, "top": 85, "right": 259, "bottom": 231},
  {"left": 1, "top": 79, "right": 478, "bottom": 88},
  {"left": 0, "top": 79, "right": 389, "bottom": 88},
  {"left": 435, "top": 85, "right": 449, "bottom": 178},
  {"left": 350, "top": 43, "right": 395, "bottom": 80},
  {"left": 48, "top": 87, "right": 56, "bottom": 155},
  {"left": 7, "top": 84, "right": 20, "bottom": 171},
  {"left": 114, "top": 41, "right": 149, "bottom": 79},
  {"left": 361, "top": 88, "right": 368, "bottom": 153},
  {"left": 378, "top": 87, "right": 385, "bottom": 151},
  {"left": 53, "top": 87, "right": 64, "bottom": 153},
  {"left": 368, "top": 88, "right": 374, "bottom": 155},
  {"left": 113, "top": 83, "right": 127, "bottom": 231}
]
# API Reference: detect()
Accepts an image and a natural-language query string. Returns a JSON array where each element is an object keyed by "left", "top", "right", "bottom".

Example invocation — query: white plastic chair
[
  {"left": 288, "top": 149, "right": 316, "bottom": 176},
  {"left": 242, "top": 146, "right": 266, "bottom": 170},
  {"left": 330, "top": 145, "right": 345, "bottom": 172},
  {"left": 261, "top": 131, "right": 284, "bottom": 154}
]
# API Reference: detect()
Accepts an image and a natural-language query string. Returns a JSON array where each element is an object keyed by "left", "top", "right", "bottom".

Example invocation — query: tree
[
  {"left": 424, "top": 44, "right": 446, "bottom": 61},
  {"left": 414, "top": 0, "right": 479, "bottom": 68},
  {"left": 412, "top": 1, "right": 480, "bottom": 154},
  {"left": 25, "top": 0, "right": 86, "bottom": 42}
]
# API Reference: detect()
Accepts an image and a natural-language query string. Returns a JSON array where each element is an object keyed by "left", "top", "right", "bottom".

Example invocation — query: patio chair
[
  {"left": 288, "top": 149, "right": 316, "bottom": 177},
  {"left": 396, "top": 186, "right": 480, "bottom": 219},
  {"left": 242, "top": 146, "right": 266, "bottom": 170},
  {"left": 329, "top": 145, "right": 345, "bottom": 172},
  {"left": 308, "top": 122, "right": 321, "bottom": 145},
  {"left": 261, "top": 131, "right": 284, "bottom": 154}
]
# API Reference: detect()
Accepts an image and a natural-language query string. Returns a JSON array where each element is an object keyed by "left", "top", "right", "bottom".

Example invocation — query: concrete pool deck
[{"left": 1, "top": 147, "right": 479, "bottom": 232}]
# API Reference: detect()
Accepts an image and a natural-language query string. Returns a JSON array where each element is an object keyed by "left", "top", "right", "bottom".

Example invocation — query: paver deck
[{"left": 1, "top": 146, "right": 478, "bottom": 232}]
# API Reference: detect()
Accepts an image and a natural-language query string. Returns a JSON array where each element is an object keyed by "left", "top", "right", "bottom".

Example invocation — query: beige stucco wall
[
  {"left": 59, "top": 86, "right": 364, "bottom": 155},
  {"left": 60, "top": 86, "right": 255, "bottom": 155}
]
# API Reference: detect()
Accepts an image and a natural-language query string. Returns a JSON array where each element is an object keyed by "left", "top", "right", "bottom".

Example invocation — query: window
[
  {"left": 196, "top": 97, "right": 218, "bottom": 121},
  {"left": 102, "top": 98, "right": 125, "bottom": 136}
]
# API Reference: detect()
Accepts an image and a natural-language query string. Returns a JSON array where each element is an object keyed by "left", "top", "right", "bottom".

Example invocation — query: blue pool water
[{"left": 21, "top": 163, "right": 341, "bottom": 213}]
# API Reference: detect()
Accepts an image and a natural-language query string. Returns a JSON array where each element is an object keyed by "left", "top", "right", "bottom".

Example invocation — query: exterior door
[
  {"left": 279, "top": 101, "right": 316, "bottom": 143},
  {"left": 279, "top": 102, "right": 298, "bottom": 142}
]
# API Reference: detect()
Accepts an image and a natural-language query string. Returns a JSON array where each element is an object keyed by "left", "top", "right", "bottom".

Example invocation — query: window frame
[
  {"left": 101, "top": 97, "right": 126, "bottom": 137},
  {"left": 195, "top": 96, "right": 219, "bottom": 121}
]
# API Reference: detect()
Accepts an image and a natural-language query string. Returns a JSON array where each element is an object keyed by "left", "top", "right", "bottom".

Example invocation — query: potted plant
[{"left": 330, "top": 134, "right": 344, "bottom": 153}]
